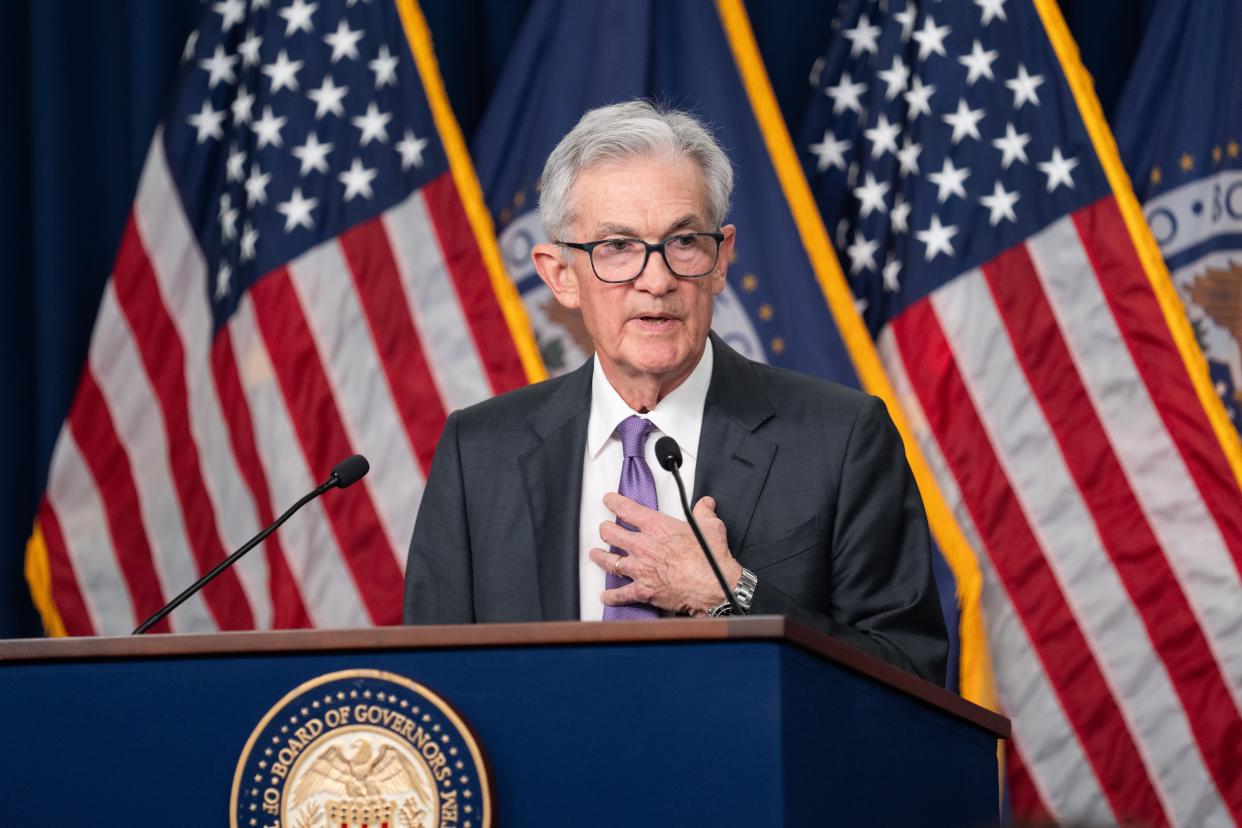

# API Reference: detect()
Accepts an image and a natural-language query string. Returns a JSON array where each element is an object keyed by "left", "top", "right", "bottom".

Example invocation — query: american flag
[
  {"left": 24, "top": 0, "right": 542, "bottom": 635},
  {"left": 801, "top": 0, "right": 1242, "bottom": 825}
]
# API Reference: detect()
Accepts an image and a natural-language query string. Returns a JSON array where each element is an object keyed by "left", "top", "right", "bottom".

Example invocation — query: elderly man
[{"left": 404, "top": 100, "right": 947, "bottom": 683}]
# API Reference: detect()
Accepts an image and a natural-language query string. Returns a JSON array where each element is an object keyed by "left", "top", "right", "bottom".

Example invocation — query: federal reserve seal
[{"left": 231, "top": 669, "right": 491, "bottom": 828}]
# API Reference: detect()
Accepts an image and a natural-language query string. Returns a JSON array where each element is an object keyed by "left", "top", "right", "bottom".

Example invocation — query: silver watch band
[{"left": 707, "top": 567, "right": 757, "bottom": 616}]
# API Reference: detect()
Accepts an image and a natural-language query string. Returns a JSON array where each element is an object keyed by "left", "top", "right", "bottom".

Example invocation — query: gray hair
[{"left": 537, "top": 100, "right": 734, "bottom": 241}]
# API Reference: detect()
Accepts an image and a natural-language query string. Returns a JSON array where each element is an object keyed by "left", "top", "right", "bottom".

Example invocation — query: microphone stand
[
  {"left": 657, "top": 438, "right": 744, "bottom": 616},
  {"left": 133, "top": 455, "right": 368, "bottom": 634}
]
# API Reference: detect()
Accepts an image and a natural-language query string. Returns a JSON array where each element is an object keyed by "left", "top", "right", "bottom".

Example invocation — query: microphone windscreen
[
  {"left": 654, "top": 436, "right": 682, "bottom": 471},
  {"left": 331, "top": 454, "right": 370, "bottom": 488}
]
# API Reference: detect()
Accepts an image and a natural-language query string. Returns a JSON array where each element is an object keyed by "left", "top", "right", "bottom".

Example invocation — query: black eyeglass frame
[{"left": 555, "top": 231, "right": 727, "bottom": 284}]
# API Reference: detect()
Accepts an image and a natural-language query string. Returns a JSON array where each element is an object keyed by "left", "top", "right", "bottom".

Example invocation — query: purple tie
[{"left": 602, "top": 415, "right": 660, "bottom": 620}]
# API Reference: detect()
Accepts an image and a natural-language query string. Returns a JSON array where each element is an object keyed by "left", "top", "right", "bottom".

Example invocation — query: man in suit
[{"left": 404, "top": 100, "right": 947, "bottom": 684}]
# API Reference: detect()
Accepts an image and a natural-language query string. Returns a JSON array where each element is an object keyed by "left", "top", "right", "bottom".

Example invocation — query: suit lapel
[
  {"left": 519, "top": 360, "right": 592, "bottom": 621},
  {"left": 693, "top": 334, "right": 776, "bottom": 551}
]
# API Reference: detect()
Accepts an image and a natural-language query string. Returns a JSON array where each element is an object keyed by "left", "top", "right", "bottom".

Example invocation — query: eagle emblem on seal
[
  {"left": 294, "top": 738, "right": 429, "bottom": 800},
  {"left": 287, "top": 734, "right": 436, "bottom": 828}
]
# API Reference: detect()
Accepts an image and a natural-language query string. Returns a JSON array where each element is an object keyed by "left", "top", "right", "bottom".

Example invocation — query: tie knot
[{"left": 616, "top": 415, "right": 655, "bottom": 459}]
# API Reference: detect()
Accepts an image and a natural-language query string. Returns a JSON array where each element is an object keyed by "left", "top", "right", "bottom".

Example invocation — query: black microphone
[
  {"left": 654, "top": 436, "right": 744, "bottom": 616},
  {"left": 330, "top": 453, "right": 370, "bottom": 488},
  {"left": 133, "top": 454, "right": 371, "bottom": 634}
]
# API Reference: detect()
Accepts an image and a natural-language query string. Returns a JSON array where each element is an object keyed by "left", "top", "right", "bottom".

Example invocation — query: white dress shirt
[{"left": 577, "top": 339, "right": 714, "bottom": 620}]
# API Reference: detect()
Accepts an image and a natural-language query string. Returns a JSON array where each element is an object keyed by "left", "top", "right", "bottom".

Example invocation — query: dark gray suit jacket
[{"left": 404, "top": 334, "right": 948, "bottom": 684}]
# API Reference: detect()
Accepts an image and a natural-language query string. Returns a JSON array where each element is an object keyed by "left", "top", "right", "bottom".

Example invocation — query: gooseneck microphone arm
[
  {"left": 133, "top": 454, "right": 370, "bottom": 635},
  {"left": 653, "top": 436, "right": 744, "bottom": 616}
]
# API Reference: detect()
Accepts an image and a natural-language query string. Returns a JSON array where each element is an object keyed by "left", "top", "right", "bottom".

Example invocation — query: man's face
[{"left": 533, "top": 154, "right": 735, "bottom": 395}]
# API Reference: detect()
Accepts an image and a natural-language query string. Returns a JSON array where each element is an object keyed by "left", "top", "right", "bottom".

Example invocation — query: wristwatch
[{"left": 707, "top": 567, "right": 757, "bottom": 616}]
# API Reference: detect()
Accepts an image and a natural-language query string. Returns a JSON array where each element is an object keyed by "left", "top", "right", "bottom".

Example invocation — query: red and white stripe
[
  {"left": 883, "top": 197, "right": 1242, "bottom": 827},
  {"left": 880, "top": 329, "right": 1120, "bottom": 824},
  {"left": 88, "top": 282, "right": 221, "bottom": 633},
  {"left": 43, "top": 430, "right": 135, "bottom": 636},
  {"left": 133, "top": 141, "right": 277, "bottom": 630},
  {"left": 37, "top": 132, "right": 528, "bottom": 635},
  {"left": 383, "top": 193, "right": 493, "bottom": 414},
  {"left": 287, "top": 241, "right": 423, "bottom": 562},
  {"left": 226, "top": 295, "right": 372, "bottom": 628}
]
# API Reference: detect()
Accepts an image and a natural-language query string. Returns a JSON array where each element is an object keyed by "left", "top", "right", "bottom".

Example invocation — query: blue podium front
[{"left": 0, "top": 617, "right": 1006, "bottom": 826}]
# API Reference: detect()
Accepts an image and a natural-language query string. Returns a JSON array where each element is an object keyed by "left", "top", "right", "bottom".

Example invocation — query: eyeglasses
[{"left": 556, "top": 232, "right": 725, "bottom": 284}]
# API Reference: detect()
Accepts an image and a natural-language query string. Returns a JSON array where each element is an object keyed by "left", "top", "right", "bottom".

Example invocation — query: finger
[
  {"left": 599, "top": 520, "right": 641, "bottom": 553},
  {"left": 588, "top": 547, "right": 620, "bottom": 572},
  {"left": 601, "top": 583, "right": 647, "bottom": 606},
  {"left": 692, "top": 496, "right": 725, "bottom": 537},
  {"left": 603, "top": 492, "right": 663, "bottom": 529},
  {"left": 692, "top": 495, "right": 717, "bottom": 518},
  {"left": 591, "top": 548, "right": 628, "bottom": 578},
  {"left": 691, "top": 496, "right": 729, "bottom": 553}
]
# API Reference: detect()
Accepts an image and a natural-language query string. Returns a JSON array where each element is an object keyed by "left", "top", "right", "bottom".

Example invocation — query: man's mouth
[{"left": 632, "top": 312, "right": 678, "bottom": 325}]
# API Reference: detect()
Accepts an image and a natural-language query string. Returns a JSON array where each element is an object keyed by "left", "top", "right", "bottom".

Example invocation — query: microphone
[
  {"left": 330, "top": 454, "right": 370, "bottom": 488},
  {"left": 653, "top": 436, "right": 744, "bottom": 616},
  {"left": 133, "top": 454, "right": 370, "bottom": 634}
]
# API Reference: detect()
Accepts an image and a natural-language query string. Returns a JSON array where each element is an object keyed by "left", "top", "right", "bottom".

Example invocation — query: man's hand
[{"left": 589, "top": 492, "right": 742, "bottom": 615}]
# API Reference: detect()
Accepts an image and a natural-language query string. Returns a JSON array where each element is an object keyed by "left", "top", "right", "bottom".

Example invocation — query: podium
[{"left": 0, "top": 616, "right": 1006, "bottom": 826}]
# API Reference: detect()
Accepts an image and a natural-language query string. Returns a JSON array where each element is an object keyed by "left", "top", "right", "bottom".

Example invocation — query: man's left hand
[{"left": 590, "top": 492, "right": 742, "bottom": 615}]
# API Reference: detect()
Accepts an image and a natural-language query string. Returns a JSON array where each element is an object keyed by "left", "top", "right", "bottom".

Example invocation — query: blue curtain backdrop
[{"left": 0, "top": 0, "right": 1157, "bottom": 637}]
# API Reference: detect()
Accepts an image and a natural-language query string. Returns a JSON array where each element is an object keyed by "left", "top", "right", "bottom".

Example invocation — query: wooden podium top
[{"left": 0, "top": 615, "right": 1008, "bottom": 738}]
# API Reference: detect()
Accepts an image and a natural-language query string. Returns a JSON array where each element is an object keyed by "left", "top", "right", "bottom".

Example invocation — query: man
[{"left": 404, "top": 101, "right": 947, "bottom": 684}]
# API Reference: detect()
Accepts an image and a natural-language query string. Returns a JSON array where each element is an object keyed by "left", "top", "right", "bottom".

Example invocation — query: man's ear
[
  {"left": 711, "top": 225, "right": 737, "bottom": 297},
  {"left": 532, "top": 242, "right": 581, "bottom": 309}
]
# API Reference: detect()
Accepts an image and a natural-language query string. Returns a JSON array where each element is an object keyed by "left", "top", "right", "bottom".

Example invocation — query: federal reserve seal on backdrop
[{"left": 231, "top": 669, "right": 490, "bottom": 828}]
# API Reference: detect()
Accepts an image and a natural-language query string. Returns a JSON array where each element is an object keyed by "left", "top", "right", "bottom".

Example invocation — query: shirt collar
[{"left": 587, "top": 338, "right": 714, "bottom": 460}]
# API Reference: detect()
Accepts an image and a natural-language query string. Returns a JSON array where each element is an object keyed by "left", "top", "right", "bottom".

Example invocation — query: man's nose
[{"left": 633, "top": 249, "right": 677, "bottom": 295}]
